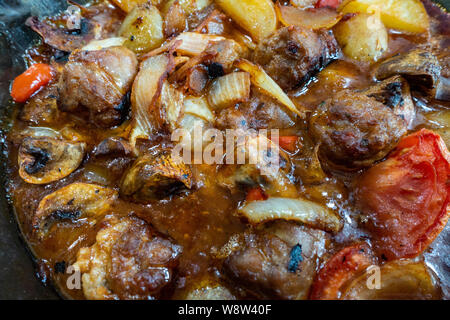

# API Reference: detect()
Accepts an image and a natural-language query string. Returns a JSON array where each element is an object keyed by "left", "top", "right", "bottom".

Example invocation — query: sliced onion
[
  {"left": 130, "top": 54, "right": 171, "bottom": 147},
  {"left": 342, "top": 261, "right": 441, "bottom": 300},
  {"left": 183, "top": 96, "right": 215, "bottom": 122},
  {"left": 235, "top": 59, "right": 305, "bottom": 118},
  {"left": 81, "top": 37, "right": 127, "bottom": 51},
  {"left": 21, "top": 127, "right": 62, "bottom": 139},
  {"left": 276, "top": 5, "right": 342, "bottom": 30},
  {"left": 216, "top": 0, "right": 277, "bottom": 42},
  {"left": 208, "top": 71, "right": 251, "bottom": 110},
  {"left": 176, "top": 32, "right": 225, "bottom": 56},
  {"left": 239, "top": 197, "right": 342, "bottom": 232}
]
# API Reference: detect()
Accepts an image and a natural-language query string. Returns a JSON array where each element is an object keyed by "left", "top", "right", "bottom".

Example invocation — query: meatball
[
  {"left": 309, "top": 90, "right": 407, "bottom": 168},
  {"left": 222, "top": 224, "right": 329, "bottom": 300},
  {"left": 58, "top": 46, "right": 138, "bottom": 127},
  {"left": 74, "top": 216, "right": 181, "bottom": 300},
  {"left": 252, "top": 26, "right": 341, "bottom": 91}
]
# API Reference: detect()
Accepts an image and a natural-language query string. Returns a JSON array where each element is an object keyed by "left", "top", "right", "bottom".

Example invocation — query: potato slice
[
  {"left": 130, "top": 54, "right": 171, "bottom": 146},
  {"left": 334, "top": 13, "right": 388, "bottom": 62},
  {"left": 119, "top": 4, "right": 164, "bottom": 54},
  {"left": 342, "top": 261, "right": 441, "bottom": 300},
  {"left": 215, "top": 0, "right": 277, "bottom": 42},
  {"left": 340, "top": 0, "right": 429, "bottom": 33}
]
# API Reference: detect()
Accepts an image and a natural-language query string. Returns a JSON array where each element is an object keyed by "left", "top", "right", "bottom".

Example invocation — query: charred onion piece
[
  {"left": 236, "top": 59, "right": 305, "bottom": 118},
  {"left": 33, "top": 183, "right": 118, "bottom": 239},
  {"left": 120, "top": 152, "right": 193, "bottom": 202},
  {"left": 18, "top": 137, "right": 85, "bottom": 184},
  {"left": 118, "top": 4, "right": 164, "bottom": 54}
]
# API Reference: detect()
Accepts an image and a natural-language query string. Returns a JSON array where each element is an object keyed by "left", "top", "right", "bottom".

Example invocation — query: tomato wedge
[
  {"left": 310, "top": 243, "right": 375, "bottom": 300},
  {"left": 245, "top": 187, "right": 268, "bottom": 202},
  {"left": 272, "top": 135, "right": 299, "bottom": 153},
  {"left": 11, "top": 63, "right": 53, "bottom": 103},
  {"left": 356, "top": 129, "right": 450, "bottom": 260},
  {"left": 315, "top": 0, "right": 342, "bottom": 9}
]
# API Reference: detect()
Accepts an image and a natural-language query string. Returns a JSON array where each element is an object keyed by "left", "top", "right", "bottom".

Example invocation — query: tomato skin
[
  {"left": 278, "top": 136, "right": 299, "bottom": 153},
  {"left": 357, "top": 129, "right": 450, "bottom": 260},
  {"left": 11, "top": 63, "right": 53, "bottom": 103},
  {"left": 310, "top": 243, "right": 375, "bottom": 300},
  {"left": 315, "top": 0, "right": 341, "bottom": 9},
  {"left": 246, "top": 187, "right": 268, "bottom": 202},
  {"left": 272, "top": 136, "right": 299, "bottom": 153}
]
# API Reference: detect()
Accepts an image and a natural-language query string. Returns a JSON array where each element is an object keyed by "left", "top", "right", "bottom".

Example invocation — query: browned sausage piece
[
  {"left": 309, "top": 90, "right": 407, "bottom": 168},
  {"left": 252, "top": 26, "right": 341, "bottom": 91},
  {"left": 223, "top": 224, "right": 329, "bottom": 300},
  {"left": 58, "top": 46, "right": 138, "bottom": 127},
  {"left": 75, "top": 215, "right": 181, "bottom": 300}
]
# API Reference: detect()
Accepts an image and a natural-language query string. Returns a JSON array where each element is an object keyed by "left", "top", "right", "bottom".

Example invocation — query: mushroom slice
[
  {"left": 375, "top": 49, "right": 441, "bottom": 96},
  {"left": 120, "top": 152, "right": 192, "bottom": 203},
  {"left": 342, "top": 261, "right": 442, "bottom": 300},
  {"left": 33, "top": 183, "right": 118, "bottom": 239},
  {"left": 130, "top": 54, "right": 173, "bottom": 147},
  {"left": 238, "top": 197, "right": 342, "bottom": 233},
  {"left": 18, "top": 137, "right": 86, "bottom": 184},
  {"left": 360, "top": 76, "right": 415, "bottom": 129}
]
